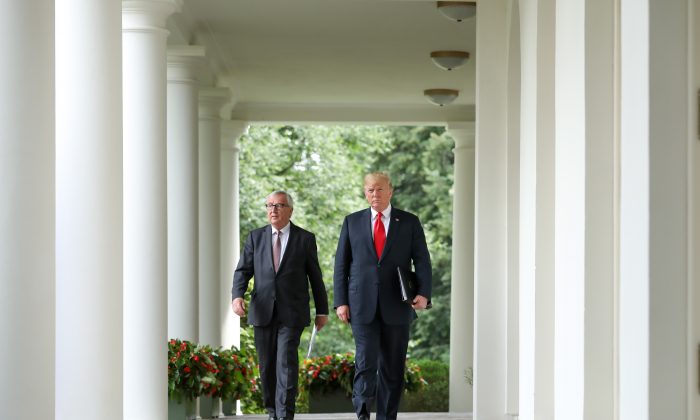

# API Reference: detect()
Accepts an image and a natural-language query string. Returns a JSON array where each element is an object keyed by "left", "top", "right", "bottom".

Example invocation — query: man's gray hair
[{"left": 265, "top": 190, "right": 294, "bottom": 208}]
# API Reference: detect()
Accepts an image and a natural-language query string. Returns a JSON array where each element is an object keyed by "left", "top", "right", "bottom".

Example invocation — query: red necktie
[{"left": 374, "top": 212, "right": 386, "bottom": 259}]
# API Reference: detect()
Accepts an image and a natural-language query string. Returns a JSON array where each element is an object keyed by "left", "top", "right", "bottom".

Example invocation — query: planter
[
  {"left": 184, "top": 399, "right": 196, "bottom": 420},
  {"left": 308, "top": 388, "right": 352, "bottom": 413},
  {"left": 168, "top": 398, "right": 197, "bottom": 420}
]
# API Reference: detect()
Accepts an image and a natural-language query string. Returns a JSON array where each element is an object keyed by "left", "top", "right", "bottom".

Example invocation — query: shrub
[
  {"left": 401, "top": 358, "right": 449, "bottom": 412},
  {"left": 167, "top": 338, "right": 256, "bottom": 404}
]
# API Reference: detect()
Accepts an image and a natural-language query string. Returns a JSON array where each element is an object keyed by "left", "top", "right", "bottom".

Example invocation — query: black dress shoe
[
  {"left": 358, "top": 415, "right": 370, "bottom": 420},
  {"left": 268, "top": 416, "right": 277, "bottom": 420}
]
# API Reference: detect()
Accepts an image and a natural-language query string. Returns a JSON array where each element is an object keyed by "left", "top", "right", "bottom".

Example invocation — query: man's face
[
  {"left": 364, "top": 178, "right": 393, "bottom": 212},
  {"left": 266, "top": 193, "right": 293, "bottom": 229}
]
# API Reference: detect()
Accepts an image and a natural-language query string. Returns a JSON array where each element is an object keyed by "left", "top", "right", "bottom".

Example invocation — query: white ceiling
[{"left": 170, "top": 0, "right": 476, "bottom": 124}]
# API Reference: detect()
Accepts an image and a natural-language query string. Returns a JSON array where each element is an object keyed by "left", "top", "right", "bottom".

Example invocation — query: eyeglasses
[{"left": 265, "top": 203, "right": 290, "bottom": 210}]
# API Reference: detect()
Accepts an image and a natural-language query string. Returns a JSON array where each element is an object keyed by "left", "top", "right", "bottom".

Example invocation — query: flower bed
[
  {"left": 167, "top": 339, "right": 257, "bottom": 403},
  {"left": 300, "top": 352, "right": 425, "bottom": 395},
  {"left": 168, "top": 337, "right": 425, "bottom": 415}
]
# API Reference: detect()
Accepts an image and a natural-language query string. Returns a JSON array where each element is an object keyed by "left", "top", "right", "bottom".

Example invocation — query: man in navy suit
[
  {"left": 334, "top": 172, "right": 432, "bottom": 420},
  {"left": 232, "top": 191, "right": 328, "bottom": 420}
]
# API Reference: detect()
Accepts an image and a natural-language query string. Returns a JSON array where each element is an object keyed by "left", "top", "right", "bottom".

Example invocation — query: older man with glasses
[{"left": 232, "top": 190, "right": 328, "bottom": 420}]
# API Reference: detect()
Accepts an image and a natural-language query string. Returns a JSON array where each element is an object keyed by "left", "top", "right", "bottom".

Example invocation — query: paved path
[{"left": 214, "top": 414, "right": 472, "bottom": 419}]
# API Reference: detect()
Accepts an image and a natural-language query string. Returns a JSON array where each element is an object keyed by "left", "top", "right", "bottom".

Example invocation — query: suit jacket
[
  {"left": 232, "top": 222, "right": 329, "bottom": 328},
  {"left": 333, "top": 207, "right": 432, "bottom": 325}
]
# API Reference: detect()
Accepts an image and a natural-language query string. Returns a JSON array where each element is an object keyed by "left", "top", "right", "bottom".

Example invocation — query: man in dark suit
[
  {"left": 334, "top": 172, "right": 432, "bottom": 420},
  {"left": 232, "top": 190, "right": 328, "bottom": 420}
]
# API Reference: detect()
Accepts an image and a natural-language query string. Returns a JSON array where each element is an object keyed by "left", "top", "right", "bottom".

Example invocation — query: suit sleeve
[
  {"left": 411, "top": 217, "right": 432, "bottom": 299},
  {"left": 333, "top": 216, "right": 352, "bottom": 308},
  {"left": 305, "top": 233, "right": 329, "bottom": 315},
  {"left": 232, "top": 231, "right": 255, "bottom": 300}
]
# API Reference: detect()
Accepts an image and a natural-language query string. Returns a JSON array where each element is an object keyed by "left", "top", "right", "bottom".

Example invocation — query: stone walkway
[{"left": 214, "top": 414, "right": 472, "bottom": 419}]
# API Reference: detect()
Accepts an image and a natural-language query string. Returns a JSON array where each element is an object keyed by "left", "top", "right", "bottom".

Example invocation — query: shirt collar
[
  {"left": 371, "top": 204, "right": 392, "bottom": 219},
  {"left": 272, "top": 222, "right": 291, "bottom": 235}
]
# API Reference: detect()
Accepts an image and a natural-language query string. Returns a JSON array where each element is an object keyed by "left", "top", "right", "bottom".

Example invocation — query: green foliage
[
  {"left": 168, "top": 339, "right": 209, "bottom": 401},
  {"left": 401, "top": 358, "right": 450, "bottom": 412},
  {"left": 300, "top": 352, "right": 356, "bottom": 396},
  {"left": 226, "top": 329, "right": 426, "bottom": 414},
  {"left": 239, "top": 125, "right": 393, "bottom": 355},
  {"left": 372, "top": 126, "right": 455, "bottom": 362},
  {"left": 238, "top": 124, "right": 455, "bottom": 361},
  {"left": 237, "top": 327, "right": 265, "bottom": 413},
  {"left": 298, "top": 353, "right": 425, "bottom": 413}
]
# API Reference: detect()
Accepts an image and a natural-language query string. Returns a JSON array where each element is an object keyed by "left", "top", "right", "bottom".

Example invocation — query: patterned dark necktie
[{"left": 273, "top": 231, "right": 282, "bottom": 272}]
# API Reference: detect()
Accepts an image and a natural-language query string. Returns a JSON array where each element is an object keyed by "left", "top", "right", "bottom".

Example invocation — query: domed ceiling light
[
  {"left": 436, "top": 1, "right": 476, "bottom": 22},
  {"left": 424, "top": 89, "right": 459, "bottom": 106},
  {"left": 430, "top": 51, "right": 470, "bottom": 71}
]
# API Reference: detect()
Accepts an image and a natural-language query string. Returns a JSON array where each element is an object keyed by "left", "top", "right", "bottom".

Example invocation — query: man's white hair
[{"left": 265, "top": 190, "right": 294, "bottom": 208}]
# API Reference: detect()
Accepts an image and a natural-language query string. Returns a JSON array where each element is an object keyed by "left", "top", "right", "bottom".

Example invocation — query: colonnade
[
  {"left": 2, "top": 1, "right": 698, "bottom": 420},
  {"left": 473, "top": 1, "right": 698, "bottom": 419},
  {"left": 1, "top": 2, "right": 247, "bottom": 419}
]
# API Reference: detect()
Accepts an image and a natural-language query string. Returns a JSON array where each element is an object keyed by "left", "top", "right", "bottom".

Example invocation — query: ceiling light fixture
[
  {"left": 424, "top": 89, "right": 459, "bottom": 106},
  {"left": 430, "top": 51, "right": 470, "bottom": 70},
  {"left": 436, "top": 1, "right": 477, "bottom": 22}
]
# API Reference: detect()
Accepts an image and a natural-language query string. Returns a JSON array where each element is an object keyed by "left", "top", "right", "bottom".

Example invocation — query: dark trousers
[
  {"left": 254, "top": 316, "right": 303, "bottom": 419},
  {"left": 350, "top": 312, "right": 410, "bottom": 420}
]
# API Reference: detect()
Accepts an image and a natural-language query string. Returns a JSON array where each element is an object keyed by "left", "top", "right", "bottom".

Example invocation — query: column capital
[
  {"left": 167, "top": 46, "right": 206, "bottom": 83},
  {"left": 221, "top": 120, "right": 249, "bottom": 150},
  {"left": 447, "top": 121, "right": 475, "bottom": 149},
  {"left": 199, "top": 88, "right": 231, "bottom": 120},
  {"left": 122, "top": 0, "right": 180, "bottom": 31}
]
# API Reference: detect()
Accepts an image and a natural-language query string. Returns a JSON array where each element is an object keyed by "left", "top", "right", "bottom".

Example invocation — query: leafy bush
[
  {"left": 167, "top": 338, "right": 256, "bottom": 404},
  {"left": 401, "top": 358, "right": 449, "bottom": 412},
  {"left": 168, "top": 339, "right": 217, "bottom": 402}
]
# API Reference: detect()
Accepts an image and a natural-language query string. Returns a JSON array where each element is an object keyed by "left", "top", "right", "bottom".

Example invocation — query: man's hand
[
  {"left": 315, "top": 315, "right": 328, "bottom": 331},
  {"left": 411, "top": 295, "right": 429, "bottom": 310},
  {"left": 231, "top": 297, "right": 246, "bottom": 317},
  {"left": 336, "top": 305, "right": 350, "bottom": 324}
]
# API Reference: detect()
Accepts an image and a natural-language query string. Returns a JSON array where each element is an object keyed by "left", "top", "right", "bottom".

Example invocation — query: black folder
[{"left": 397, "top": 266, "right": 432, "bottom": 309}]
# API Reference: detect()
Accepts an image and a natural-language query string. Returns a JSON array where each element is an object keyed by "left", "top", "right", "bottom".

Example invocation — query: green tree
[
  {"left": 238, "top": 125, "right": 393, "bottom": 355},
  {"left": 237, "top": 125, "right": 454, "bottom": 362},
  {"left": 371, "top": 126, "right": 454, "bottom": 362}
]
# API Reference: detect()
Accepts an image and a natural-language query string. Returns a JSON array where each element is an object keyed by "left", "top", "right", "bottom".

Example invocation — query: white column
[
  {"left": 123, "top": 1, "right": 177, "bottom": 419},
  {"left": 55, "top": 1, "right": 123, "bottom": 420},
  {"left": 221, "top": 120, "right": 249, "bottom": 350},
  {"left": 553, "top": 1, "right": 616, "bottom": 419},
  {"left": 619, "top": 1, "right": 690, "bottom": 419},
  {"left": 0, "top": 3, "right": 54, "bottom": 418},
  {"left": 473, "top": 1, "right": 511, "bottom": 419},
  {"left": 692, "top": 2, "right": 700, "bottom": 418},
  {"left": 518, "top": 0, "right": 555, "bottom": 419},
  {"left": 167, "top": 46, "right": 206, "bottom": 342},
  {"left": 199, "top": 88, "right": 231, "bottom": 347},
  {"left": 505, "top": 2, "right": 521, "bottom": 414},
  {"left": 447, "top": 122, "right": 475, "bottom": 414}
]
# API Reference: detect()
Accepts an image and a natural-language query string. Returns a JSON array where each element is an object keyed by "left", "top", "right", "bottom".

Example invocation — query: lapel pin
[{"left": 395, "top": 218, "right": 399, "bottom": 221}]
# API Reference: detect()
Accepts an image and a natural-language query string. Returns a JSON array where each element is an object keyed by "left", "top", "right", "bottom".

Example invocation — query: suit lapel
[
  {"left": 263, "top": 225, "right": 275, "bottom": 273},
  {"left": 363, "top": 208, "right": 376, "bottom": 257}
]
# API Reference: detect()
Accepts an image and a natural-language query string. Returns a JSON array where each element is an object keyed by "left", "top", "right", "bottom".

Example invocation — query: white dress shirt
[
  {"left": 271, "top": 222, "right": 291, "bottom": 265},
  {"left": 370, "top": 204, "right": 391, "bottom": 239}
]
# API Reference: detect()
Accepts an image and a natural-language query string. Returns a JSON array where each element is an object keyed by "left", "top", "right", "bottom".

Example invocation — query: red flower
[{"left": 184, "top": 366, "right": 191, "bottom": 373}]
